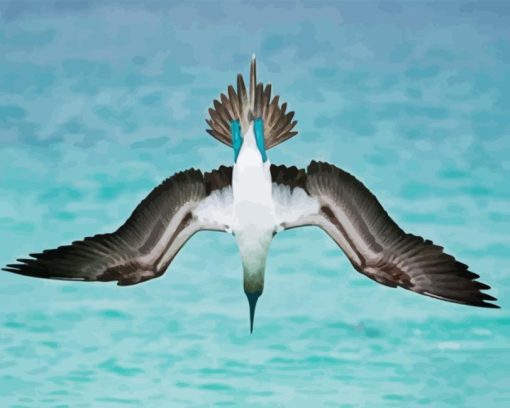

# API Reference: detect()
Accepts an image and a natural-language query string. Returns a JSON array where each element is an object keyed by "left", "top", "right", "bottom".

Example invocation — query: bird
[{"left": 3, "top": 56, "right": 499, "bottom": 333}]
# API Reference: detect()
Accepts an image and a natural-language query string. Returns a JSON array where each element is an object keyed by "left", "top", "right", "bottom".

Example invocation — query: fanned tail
[{"left": 206, "top": 56, "right": 298, "bottom": 149}]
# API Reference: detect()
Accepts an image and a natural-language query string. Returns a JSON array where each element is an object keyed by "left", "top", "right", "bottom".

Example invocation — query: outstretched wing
[
  {"left": 271, "top": 162, "right": 499, "bottom": 308},
  {"left": 3, "top": 166, "right": 233, "bottom": 286}
]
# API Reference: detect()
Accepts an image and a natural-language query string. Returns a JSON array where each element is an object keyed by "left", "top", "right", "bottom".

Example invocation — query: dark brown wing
[
  {"left": 272, "top": 162, "right": 499, "bottom": 308},
  {"left": 3, "top": 166, "right": 233, "bottom": 286}
]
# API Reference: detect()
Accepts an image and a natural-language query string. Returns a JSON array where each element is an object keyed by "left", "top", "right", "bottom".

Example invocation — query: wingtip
[
  {"left": 477, "top": 287, "right": 500, "bottom": 308},
  {"left": 4, "top": 263, "right": 23, "bottom": 271},
  {"left": 478, "top": 300, "right": 500, "bottom": 309},
  {"left": 464, "top": 293, "right": 500, "bottom": 309}
]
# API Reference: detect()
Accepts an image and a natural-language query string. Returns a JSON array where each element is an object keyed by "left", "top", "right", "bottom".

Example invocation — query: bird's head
[
  {"left": 238, "top": 229, "right": 272, "bottom": 334},
  {"left": 243, "top": 263, "right": 265, "bottom": 334}
]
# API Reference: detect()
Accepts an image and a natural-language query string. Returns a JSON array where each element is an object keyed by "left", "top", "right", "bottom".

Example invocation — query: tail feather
[
  {"left": 250, "top": 55, "right": 256, "bottom": 107},
  {"left": 206, "top": 56, "right": 298, "bottom": 150}
]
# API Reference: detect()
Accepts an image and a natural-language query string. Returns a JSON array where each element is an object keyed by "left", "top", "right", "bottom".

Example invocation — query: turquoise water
[{"left": 1, "top": 1, "right": 509, "bottom": 406}]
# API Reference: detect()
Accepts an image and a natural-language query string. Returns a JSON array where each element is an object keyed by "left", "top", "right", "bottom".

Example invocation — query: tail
[{"left": 206, "top": 55, "right": 298, "bottom": 150}]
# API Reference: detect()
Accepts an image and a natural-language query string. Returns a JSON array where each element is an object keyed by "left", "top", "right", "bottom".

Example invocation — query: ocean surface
[{"left": 0, "top": 1, "right": 509, "bottom": 406}]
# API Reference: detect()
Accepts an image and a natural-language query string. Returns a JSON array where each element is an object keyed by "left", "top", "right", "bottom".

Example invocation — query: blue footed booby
[{"left": 3, "top": 57, "right": 499, "bottom": 333}]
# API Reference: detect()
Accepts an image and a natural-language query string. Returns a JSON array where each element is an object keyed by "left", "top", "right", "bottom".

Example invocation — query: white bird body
[{"left": 232, "top": 122, "right": 275, "bottom": 290}]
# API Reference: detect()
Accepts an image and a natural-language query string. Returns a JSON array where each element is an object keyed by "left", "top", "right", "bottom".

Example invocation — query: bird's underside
[{"left": 3, "top": 161, "right": 498, "bottom": 309}]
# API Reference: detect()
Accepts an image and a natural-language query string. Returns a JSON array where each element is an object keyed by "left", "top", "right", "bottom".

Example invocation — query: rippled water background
[{"left": 0, "top": 1, "right": 509, "bottom": 406}]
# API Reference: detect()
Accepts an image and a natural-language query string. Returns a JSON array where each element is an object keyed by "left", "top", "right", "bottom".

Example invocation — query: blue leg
[
  {"left": 254, "top": 118, "right": 267, "bottom": 162},
  {"left": 231, "top": 120, "right": 242, "bottom": 162}
]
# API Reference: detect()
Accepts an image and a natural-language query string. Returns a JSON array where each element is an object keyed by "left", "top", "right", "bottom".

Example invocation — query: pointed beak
[{"left": 245, "top": 292, "right": 261, "bottom": 334}]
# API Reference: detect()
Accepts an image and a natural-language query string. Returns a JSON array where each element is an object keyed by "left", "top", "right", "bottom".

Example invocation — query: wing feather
[
  {"left": 273, "top": 162, "right": 499, "bottom": 308},
  {"left": 3, "top": 167, "right": 233, "bottom": 286}
]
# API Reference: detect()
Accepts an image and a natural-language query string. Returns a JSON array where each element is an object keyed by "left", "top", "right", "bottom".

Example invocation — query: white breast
[{"left": 232, "top": 123, "right": 276, "bottom": 234}]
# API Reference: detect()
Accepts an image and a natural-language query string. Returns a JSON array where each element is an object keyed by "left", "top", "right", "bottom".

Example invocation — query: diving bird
[{"left": 3, "top": 57, "right": 499, "bottom": 333}]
